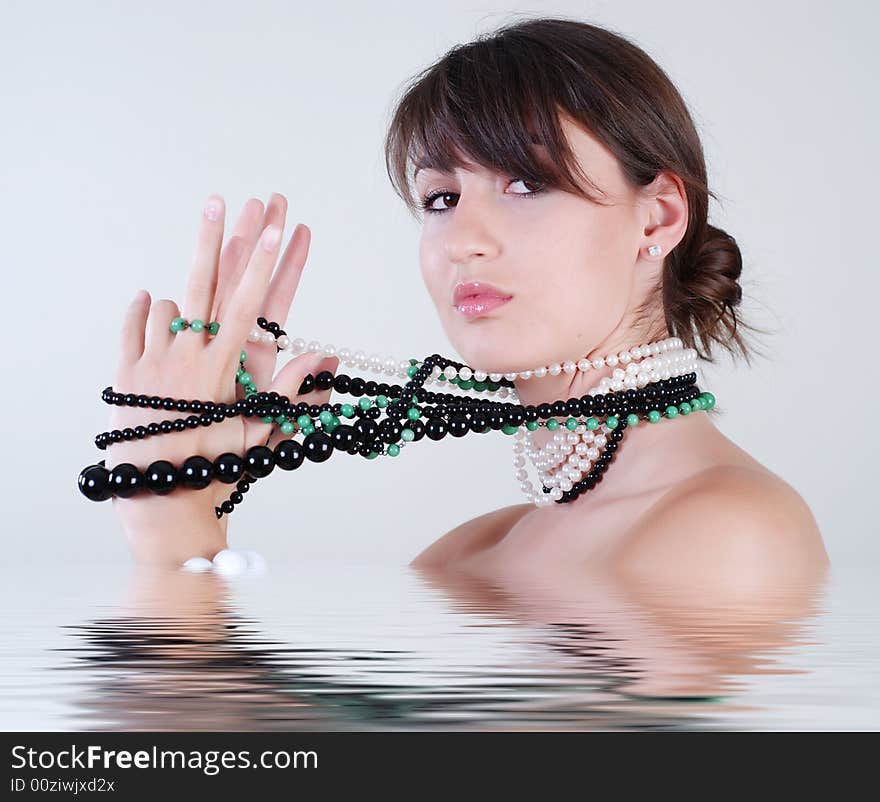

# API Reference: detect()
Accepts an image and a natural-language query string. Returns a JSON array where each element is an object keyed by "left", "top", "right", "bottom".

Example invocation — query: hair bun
[{"left": 666, "top": 223, "right": 752, "bottom": 362}]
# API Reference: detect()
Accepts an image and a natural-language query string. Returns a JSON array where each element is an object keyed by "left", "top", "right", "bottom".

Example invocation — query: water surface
[{"left": 2, "top": 556, "right": 877, "bottom": 731}]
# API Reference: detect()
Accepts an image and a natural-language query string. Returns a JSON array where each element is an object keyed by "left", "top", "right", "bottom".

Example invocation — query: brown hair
[{"left": 383, "top": 15, "right": 765, "bottom": 365}]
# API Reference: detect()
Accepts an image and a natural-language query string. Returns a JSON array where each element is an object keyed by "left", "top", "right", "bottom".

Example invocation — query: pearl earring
[{"left": 647, "top": 244, "right": 663, "bottom": 257}]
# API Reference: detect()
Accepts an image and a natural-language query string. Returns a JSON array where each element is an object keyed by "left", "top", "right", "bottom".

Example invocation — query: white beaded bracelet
[{"left": 182, "top": 548, "right": 267, "bottom": 576}]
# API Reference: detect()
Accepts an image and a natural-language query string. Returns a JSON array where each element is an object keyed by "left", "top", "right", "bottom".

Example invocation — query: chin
[{"left": 449, "top": 333, "right": 531, "bottom": 374}]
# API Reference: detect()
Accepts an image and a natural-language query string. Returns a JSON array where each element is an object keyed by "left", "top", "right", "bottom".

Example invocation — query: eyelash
[{"left": 419, "top": 178, "right": 547, "bottom": 215}]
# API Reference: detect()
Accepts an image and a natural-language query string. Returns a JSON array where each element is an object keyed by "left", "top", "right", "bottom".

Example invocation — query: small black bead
[
  {"left": 333, "top": 375, "right": 352, "bottom": 394},
  {"left": 315, "top": 370, "right": 335, "bottom": 391}
]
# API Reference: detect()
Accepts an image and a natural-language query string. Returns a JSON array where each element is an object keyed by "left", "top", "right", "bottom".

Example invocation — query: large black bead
[
  {"left": 274, "top": 439, "right": 305, "bottom": 471},
  {"left": 469, "top": 412, "right": 490, "bottom": 433},
  {"left": 144, "top": 460, "right": 178, "bottom": 495},
  {"left": 109, "top": 462, "right": 144, "bottom": 498},
  {"left": 331, "top": 424, "right": 359, "bottom": 453},
  {"left": 448, "top": 414, "right": 470, "bottom": 438},
  {"left": 487, "top": 411, "right": 507, "bottom": 430},
  {"left": 179, "top": 456, "right": 214, "bottom": 490},
  {"left": 303, "top": 430, "right": 334, "bottom": 462},
  {"left": 407, "top": 419, "right": 426, "bottom": 441},
  {"left": 245, "top": 445, "right": 275, "bottom": 478},
  {"left": 78, "top": 464, "right": 113, "bottom": 501},
  {"left": 425, "top": 417, "right": 448, "bottom": 441},
  {"left": 379, "top": 418, "right": 403, "bottom": 444},
  {"left": 354, "top": 418, "right": 379, "bottom": 441},
  {"left": 213, "top": 452, "right": 245, "bottom": 484},
  {"left": 333, "top": 375, "right": 352, "bottom": 394}
]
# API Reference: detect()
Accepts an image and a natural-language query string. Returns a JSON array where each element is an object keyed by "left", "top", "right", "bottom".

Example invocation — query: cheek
[
  {"left": 513, "top": 207, "right": 636, "bottom": 345},
  {"left": 419, "top": 232, "right": 447, "bottom": 307}
]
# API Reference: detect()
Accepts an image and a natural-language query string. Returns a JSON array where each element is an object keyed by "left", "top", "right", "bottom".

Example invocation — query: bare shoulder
[
  {"left": 608, "top": 465, "right": 831, "bottom": 589},
  {"left": 409, "top": 503, "right": 534, "bottom": 570}
]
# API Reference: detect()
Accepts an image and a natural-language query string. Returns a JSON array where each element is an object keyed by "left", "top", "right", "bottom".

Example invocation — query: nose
[{"left": 442, "top": 191, "right": 502, "bottom": 266}]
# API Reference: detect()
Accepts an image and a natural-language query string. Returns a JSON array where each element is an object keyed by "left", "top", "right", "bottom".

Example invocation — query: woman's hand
[{"left": 104, "top": 193, "right": 338, "bottom": 565}]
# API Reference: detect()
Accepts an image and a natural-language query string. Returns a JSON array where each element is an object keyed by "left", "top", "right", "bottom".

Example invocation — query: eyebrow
[{"left": 414, "top": 134, "right": 545, "bottom": 182}]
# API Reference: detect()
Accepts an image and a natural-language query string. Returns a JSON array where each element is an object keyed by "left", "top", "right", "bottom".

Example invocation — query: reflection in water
[{"left": 46, "top": 560, "right": 831, "bottom": 731}]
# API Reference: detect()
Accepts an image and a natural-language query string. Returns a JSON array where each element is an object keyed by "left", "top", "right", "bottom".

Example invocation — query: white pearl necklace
[
  {"left": 249, "top": 327, "right": 688, "bottom": 403},
  {"left": 514, "top": 340, "right": 698, "bottom": 507}
]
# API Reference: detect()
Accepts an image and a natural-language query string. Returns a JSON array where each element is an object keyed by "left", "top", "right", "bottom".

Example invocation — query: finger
[
  {"left": 244, "top": 351, "right": 330, "bottom": 451},
  {"left": 117, "top": 289, "right": 151, "bottom": 371},
  {"left": 213, "top": 198, "right": 264, "bottom": 323},
  {"left": 144, "top": 299, "right": 180, "bottom": 355},
  {"left": 263, "top": 223, "right": 310, "bottom": 326},
  {"left": 182, "top": 194, "right": 225, "bottom": 326},
  {"left": 213, "top": 194, "right": 287, "bottom": 324},
  {"left": 223, "top": 195, "right": 290, "bottom": 391},
  {"left": 267, "top": 355, "right": 339, "bottom": 452},
  {"left": 211, "top": 223, "right": 283, "bottom": 361}
]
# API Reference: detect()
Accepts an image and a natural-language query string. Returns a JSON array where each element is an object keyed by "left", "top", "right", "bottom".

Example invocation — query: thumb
[{"left": 256, "top": 352, "right": 341, "bottom": 452}]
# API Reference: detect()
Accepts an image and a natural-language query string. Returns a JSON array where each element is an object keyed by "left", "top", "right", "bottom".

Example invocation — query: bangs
[{"left": 384, "top": 33, "right": 608, "bottom": 217}]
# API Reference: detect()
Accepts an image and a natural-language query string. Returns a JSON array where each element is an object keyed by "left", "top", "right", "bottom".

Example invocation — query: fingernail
[
  {"left": 133, "top": 289, "right": 148, "bottom": 303},
  {"left": 262, "top": 225, "right": 280, "bottom": 250},
  {"left": 204, "top": 197, "right": 222, "bottom": 221}
]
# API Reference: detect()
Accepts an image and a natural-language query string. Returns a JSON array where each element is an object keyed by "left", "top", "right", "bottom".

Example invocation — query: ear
[{"left": 639, "top": 170, "right": 689, "bottom": 257}]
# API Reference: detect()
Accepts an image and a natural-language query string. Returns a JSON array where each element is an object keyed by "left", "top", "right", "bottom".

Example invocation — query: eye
[{"left": 419, "top": 178, "right": 546, "bottom": 215}]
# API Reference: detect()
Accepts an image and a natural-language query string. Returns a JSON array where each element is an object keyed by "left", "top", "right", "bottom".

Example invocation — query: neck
[{"left": 510, "top": 332, "right": 717, "bottom": 505}]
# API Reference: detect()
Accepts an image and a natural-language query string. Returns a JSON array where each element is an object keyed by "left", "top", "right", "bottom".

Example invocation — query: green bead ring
[{"left": 170, "top": 316, "right": 221, "bottom": 335}]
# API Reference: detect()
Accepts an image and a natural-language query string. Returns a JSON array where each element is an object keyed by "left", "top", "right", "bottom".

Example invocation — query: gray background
[{"left": 1, "top": 0, "right": 875, "bottom": 566}]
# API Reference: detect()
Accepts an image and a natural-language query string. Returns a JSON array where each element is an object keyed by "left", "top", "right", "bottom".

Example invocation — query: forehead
[{"left": 413, "top": 114, "right": 614, "bottom": 183}]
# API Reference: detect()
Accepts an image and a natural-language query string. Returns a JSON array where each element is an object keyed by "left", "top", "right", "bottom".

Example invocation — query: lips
[
  {"left": 452, "top": 281, "right": 513, "bottom": 307},
  {"left": 455, "top": 295, "right": 512, "bottom": 319}
]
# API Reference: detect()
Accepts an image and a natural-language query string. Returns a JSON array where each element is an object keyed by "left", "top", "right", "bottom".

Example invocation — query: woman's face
[{"left": 415, "top": 114, "right": 659, "bottom": 375}]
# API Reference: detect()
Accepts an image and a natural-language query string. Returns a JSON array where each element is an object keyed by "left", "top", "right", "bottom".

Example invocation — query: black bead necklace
[{"left": 79, "top": 317, "right": 716, "bottom": 517}]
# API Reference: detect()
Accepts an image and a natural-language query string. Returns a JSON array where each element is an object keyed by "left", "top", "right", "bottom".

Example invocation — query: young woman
[{"left": 101, "top": 17, "right": 829, "bottom": 596}]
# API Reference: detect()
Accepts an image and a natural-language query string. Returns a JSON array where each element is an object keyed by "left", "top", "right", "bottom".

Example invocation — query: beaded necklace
[{"left": 78, "top": 317, "right": 715, "bottom": 516}]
